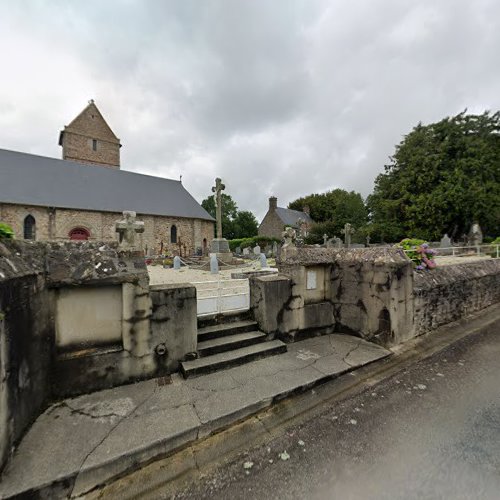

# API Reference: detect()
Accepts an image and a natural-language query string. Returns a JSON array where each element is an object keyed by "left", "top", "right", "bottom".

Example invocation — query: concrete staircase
[{"left": 180, "top": 319, "right": 287, "bottom": 378}]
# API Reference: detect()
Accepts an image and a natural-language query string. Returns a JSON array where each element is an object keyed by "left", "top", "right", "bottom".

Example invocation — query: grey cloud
[{"left": 2, "top": 0, "right": 500, "bottom": 223}]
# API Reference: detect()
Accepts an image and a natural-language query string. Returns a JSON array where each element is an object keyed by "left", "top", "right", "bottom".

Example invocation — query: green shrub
[
  {"left": 228, "top": 235, "right": 280, "bottom": 252},
  {"left": 0, "top": 222, "right": 14, "bottom": 239}
]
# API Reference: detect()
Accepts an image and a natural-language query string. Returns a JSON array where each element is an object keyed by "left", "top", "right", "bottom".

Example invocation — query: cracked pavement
[{"left": 0, "top": 334, "right": 390, "bottom": 498}]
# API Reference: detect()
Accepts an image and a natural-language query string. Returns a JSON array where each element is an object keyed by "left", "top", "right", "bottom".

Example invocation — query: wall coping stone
[
  {"left": 414, "top": 259, "right": 500, "bottom": 291},
  {"left": 0, "top": 239, "right": 148, "bottom": 287},
  {"left": 279, "top": 246, "right": 409, "bottom": 266}
]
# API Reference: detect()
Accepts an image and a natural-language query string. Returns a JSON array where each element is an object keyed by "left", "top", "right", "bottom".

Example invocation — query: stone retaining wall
[
  {"left": 252, "top": 246, "right": 500, "bottom": 347},
  {"left": 0, "top": 239, "right": 197, "bottom": 472},
  {"left": 413, "top": 260, "right": 500, "bottom": 336}
]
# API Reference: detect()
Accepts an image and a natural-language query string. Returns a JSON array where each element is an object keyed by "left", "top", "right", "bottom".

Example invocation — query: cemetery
[{"left": 1, "top": 197, "right": 500, "bottom": 496}]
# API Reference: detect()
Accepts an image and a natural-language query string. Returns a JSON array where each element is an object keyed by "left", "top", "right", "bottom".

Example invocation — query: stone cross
[
  {"left": 323, "top": 234, "right": 328, "bottom": 246},
  {"left": 115, "top": 211, "right": 144, "bottom": 250},
  {"left": 341, "top": 223, "right": 355, "bottom": 248},
  {"left": 282, "top": 226, "right": 296, "bottom": 247},
  {"left": 211, "top": 177, "right": 225, "bottom": 239}
]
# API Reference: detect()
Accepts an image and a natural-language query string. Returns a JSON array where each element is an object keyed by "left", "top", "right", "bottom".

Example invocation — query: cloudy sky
[{"left": 1, "top": 0, "right": 499, "bottom": 220}]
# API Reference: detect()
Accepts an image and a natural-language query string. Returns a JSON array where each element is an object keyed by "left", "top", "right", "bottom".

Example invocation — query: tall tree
[
  {"left": 232, "top": 210, "right": 259, "bottom": 239},
  {"left": 368, "top": 111, "right": 500, "bottom": 241},
  {"left": 288, "top": 189, "right": 368, "bottom": 239}
]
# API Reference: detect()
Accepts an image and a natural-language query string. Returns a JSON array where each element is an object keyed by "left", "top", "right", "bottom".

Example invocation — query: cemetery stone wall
[
  {"left": 0, "top": 240, "right": 53, "bottom": 472},
  {"left": 413, "top": 260, "right": 500, "bottom": 335}
]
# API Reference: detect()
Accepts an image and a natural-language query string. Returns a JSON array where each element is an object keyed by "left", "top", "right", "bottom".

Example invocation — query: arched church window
[
  {"left": 69, "top": 227, "right": 90, "bottom": 240},
  {"left": 170, "top": 225, "right": 177, "bottom": 244},
  {"left": 24, "top": 215, "right": 36, "bottom": 240}
]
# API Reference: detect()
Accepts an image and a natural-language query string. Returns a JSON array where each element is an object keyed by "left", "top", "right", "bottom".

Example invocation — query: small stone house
[
  {"left": 0, "top": 101, "right": 214, "bottom": 256},
  {"left": 258, "top": 196, "right": 314, "bottom": 239}
]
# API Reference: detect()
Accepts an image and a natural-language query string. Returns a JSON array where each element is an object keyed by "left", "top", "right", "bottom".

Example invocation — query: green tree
[
  {"left": 288, "top": 189, "right": 368, "bottom": 238},
  {"left": 201, "top": 193, "right": 258, "bottom": 239},
  {"left": 232, "top": 210, "right": 258, "bottom": 239},
  {"left": 368, "top": 110, "right": 500, "bottom": 242}
]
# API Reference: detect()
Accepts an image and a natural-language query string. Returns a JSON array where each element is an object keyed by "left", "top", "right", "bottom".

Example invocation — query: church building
[{"left": 0, "top": 101, "right": 214, "bottom": 255}]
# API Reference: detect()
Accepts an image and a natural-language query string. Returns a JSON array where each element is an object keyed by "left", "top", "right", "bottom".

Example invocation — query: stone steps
[
  {"left": 180, "top": 340, "right": 287, "bottom": 378},
  {"left": 197, "top": 331, "right": 266, "bottom": 357},
  {"left": 197, "top": 320, "right": 259, "bottom": 342},
  {"left": 181, "top": 317, "right": 287, "bottom": 378}
]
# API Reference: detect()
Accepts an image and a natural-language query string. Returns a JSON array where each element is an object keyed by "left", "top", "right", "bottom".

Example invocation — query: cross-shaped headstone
[
  {"left": 211, "top": 177, "right": 225, "bottom": 239},
  {"left": 341, "top": 223, "right": 355, "bottom": 248},
  {"left": 116, "top": 211, "right": 145, "bottom": 250},
  {"left": 323, "top": 234, "right": 328, "bottom": 245}
]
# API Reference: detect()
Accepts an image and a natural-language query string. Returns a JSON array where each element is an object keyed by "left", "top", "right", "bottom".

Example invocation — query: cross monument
[
  {"left": 116, "top": 211, "right": 145, "bottom": 250},
  {"left": 212, "top": 177, "right": 225, "bottom": 239},
  {"left": 341, "top": 223, "right": 355, "bottom": 248},
  {"left": 210, "top": 177, "right": 230, "bottom": 255}
]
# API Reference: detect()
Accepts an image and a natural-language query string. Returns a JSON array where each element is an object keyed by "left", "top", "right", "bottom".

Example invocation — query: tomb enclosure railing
[{"left": 404, "top": 244, "right": 500, "bottom": 259}]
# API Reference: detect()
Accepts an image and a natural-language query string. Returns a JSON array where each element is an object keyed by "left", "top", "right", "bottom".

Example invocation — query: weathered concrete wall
[
  {"left": 0, "top": 239, "right": 200, "bottom": 471},
  {"left": 330, "top": 249, "right": 414, "bottom": 345},
  {"left": 264, "top": 246, "right": 414, "bottom": 344},
  {"left": 253, "top": 245, "right": 500, "bottom": 348},
  {"left": 56, "top": 286, "right": 123, "bottom": 348},
  {"left": 414, "top": 260, "right": 500, "bottom": 336},
  {"left": 150, "top": 284, "right": 197, "bottom": 372},
  {"left": 0, "top": 241, "right": 53, "bottom": 472},
  {"left": 251, "top": 275, "right": 293, "bottom": 338}
]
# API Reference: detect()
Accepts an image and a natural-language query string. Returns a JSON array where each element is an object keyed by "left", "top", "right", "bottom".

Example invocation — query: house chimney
[
  {"left": 303, "top": 205, "right": 310, "bottom": 216},
  {"left": 269, "top": 196, "right": 278, "bottom": 210}
]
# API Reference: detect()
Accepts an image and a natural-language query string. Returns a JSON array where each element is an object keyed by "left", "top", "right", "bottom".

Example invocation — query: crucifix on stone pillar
[
  {"left": 212, "top": 177, "right": 225, "bottom": 239},
  {"left": 115, "top": 211, "right": 145, "bottom": 250},
  {"left": 341, "top": 222, "right": 355, "bottom": 248}
]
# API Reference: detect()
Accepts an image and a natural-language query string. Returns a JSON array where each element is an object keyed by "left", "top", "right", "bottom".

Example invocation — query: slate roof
[
  {"left": 275, "top": 207, "right": 314, "bottom": 226},
  {"left": 0, "top": 148, "right": 214, "bottom": 221}
]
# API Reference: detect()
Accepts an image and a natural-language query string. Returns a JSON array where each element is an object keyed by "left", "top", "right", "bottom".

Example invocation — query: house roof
[
  {"left": 275, "top": 207, "right": 314, "bottom": 226},
  {"left": 0, "top": 148, "right": 214, "bottom": 221}
]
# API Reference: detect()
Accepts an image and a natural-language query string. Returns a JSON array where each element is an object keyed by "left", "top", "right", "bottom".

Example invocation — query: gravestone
[
  {"left": 440, "top": 234, "right": 451, "bottom": 248},
  {"left": 243, "top": 247, "right": 250, "bottom": 256},
  {"left": 253, "top": 245, "right": 261, "bottom": 255},
  {"left": 115, "top": 211, "right": 145, "bottom": 251},
  {"left": 272, "top": 241, "right": 278, "bottom": 257},
  {"left": 260, "top": 253, "right": 267, "bottom": 269},
  {"left": 468, "top": 223, "right": 483, "bottom": 246},
  {"left": 210, "top": 254, "right": 219, "bottom": 274},
  {"left": 326, "top": 236, "right": 342, "bottom": 249},
  {"left": 341, "top": 223, "right": 355, "bottom": 248},
  {"left": 173, "top": 256, "right": 181, "bottom": 270},
  {"left": 323, "top": 234, "right": 328, "bottom": 246},
  {"left": 235, "top": 247, "right": 242, "bottom": 255}
]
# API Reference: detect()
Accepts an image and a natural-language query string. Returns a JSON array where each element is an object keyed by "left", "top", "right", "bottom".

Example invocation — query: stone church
[{"left": 0, "top": 101, "right": 214, "bottom": 256}]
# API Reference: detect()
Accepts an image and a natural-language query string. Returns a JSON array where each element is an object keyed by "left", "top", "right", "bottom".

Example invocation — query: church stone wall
[
  {"left": 62, "top": 132, "right": 120, "bottom": 169},
  {"left": 0, "top": 203, "right": 213, "bottom": 256},
  {"left": 0, "top": 204, "right": 51, "bottom": 240}
]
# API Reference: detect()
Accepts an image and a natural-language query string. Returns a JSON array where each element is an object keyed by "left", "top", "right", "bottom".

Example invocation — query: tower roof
[{"left": 58, "top": 100, "right": 121, "bottom": 146}]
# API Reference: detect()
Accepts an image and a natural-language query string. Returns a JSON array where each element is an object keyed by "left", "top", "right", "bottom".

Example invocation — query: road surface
[{"left": 170, "top": 326, "right": 500, "bottom": 500}]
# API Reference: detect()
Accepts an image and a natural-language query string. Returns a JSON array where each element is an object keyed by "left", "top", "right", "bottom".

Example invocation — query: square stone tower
[{"left": 58, "top": 100, "right": 121, "bottom": 169}]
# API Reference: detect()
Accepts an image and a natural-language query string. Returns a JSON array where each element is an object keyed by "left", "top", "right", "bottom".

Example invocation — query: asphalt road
[{"left": 169, "top": 326, "right": 500, "bottom": 500}]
